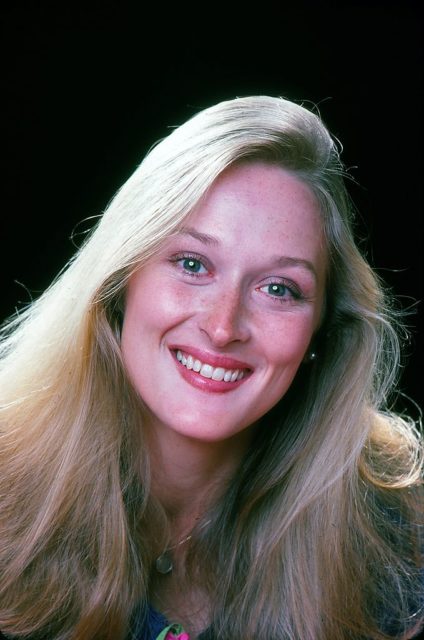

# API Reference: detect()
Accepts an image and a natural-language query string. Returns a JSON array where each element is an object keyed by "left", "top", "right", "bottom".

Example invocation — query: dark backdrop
[{"left": 1, "top": 1, "right": 422, "bottom": 412}]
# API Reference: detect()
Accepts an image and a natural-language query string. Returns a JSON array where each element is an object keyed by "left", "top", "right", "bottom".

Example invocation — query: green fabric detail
[{"left": 155, "top": 622, "right": 187, "bottom": 639}]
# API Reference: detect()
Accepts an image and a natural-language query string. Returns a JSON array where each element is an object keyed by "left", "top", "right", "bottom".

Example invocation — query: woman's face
[{"left": 121, "top": 162, "right": 327, "bottom": 443}]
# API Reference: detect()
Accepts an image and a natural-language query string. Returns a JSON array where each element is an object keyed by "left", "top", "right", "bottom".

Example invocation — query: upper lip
[{"left": 169, "top": 345, "right": 253, "bottom": 371}]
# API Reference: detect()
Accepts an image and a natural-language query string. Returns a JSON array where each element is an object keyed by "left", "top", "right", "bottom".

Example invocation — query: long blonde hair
[{"left": 1, "top": 96, "right": 423, "bottom": 639}]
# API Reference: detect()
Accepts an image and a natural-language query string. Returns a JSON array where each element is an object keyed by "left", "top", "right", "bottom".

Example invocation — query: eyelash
[
  {"left": 259, "top": 281, "right": 303, "bottom": 302},
  {"left": 169, "top": 252, "right": 304, "bottom": 302},
  {"left": 169, "top": 253, "right": 211, "bottom": 277}
]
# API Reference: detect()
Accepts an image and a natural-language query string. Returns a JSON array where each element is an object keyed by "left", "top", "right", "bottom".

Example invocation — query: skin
[
  {"left": 121, "top": 159, "right": 327, "bottom": 508},
  {"left": 120, "top": 161, "right": 328, "bottom": 633}
]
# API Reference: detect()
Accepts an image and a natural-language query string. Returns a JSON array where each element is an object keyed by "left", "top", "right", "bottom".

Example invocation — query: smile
[{"left": 176, "top": 349, "right": 247, "bottom": 382}]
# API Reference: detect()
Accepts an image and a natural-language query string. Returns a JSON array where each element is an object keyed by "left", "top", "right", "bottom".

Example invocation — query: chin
[{"left": 158, "top": 416, "right": 253, "bottom": 445}]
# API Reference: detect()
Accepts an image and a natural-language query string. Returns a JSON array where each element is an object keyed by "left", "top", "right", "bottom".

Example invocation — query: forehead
[
  {"left": 192, "top": 160, "right": 321, "bottom": 220},
  {"left": 184, "top": 161, "right": 326, "bottom": 264}
]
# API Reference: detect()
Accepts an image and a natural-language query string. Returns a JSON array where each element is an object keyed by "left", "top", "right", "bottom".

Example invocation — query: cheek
[
  {"left": 151, "top": 286, "right": 199, "bottom": 333},
  {"left": 263, "top": 318, "right": 315, "bottom": 367},
  {"left": 122, "top": 276, "right": 193, "bottom": 343}
]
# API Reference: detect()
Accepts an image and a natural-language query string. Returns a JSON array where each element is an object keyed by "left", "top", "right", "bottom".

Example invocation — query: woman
[{"left": 0, "top": 96, "right": 422, "bottom": 640}]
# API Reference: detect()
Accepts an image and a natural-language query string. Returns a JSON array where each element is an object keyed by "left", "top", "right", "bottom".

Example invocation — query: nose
[{"left": 198, "top": 286, "right": 251, "bottom": 348}]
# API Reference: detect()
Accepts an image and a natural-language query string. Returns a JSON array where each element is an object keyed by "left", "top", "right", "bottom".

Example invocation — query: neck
[{"left": 146, "top": 418, "right": 253, "bottom": 526}]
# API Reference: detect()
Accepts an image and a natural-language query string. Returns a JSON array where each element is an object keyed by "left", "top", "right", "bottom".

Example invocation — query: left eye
[
  {"left": 179, "top": 257, "right": 208, "bottom": 274},
  {"left": 265, "top": 283, "right": 287, "bottom": 296},
  {"left": 259, "top": 282, "right": 299, "bottom": 299}
]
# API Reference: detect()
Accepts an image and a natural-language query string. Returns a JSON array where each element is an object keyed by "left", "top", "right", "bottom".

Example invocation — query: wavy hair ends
[{"left": 0, "top": 95, "right": 423, "bottom": 639}]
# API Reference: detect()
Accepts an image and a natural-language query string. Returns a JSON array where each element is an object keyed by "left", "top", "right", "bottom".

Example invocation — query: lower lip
[{"left": 172, "top": 352, "right": 251, "bottom": 394}]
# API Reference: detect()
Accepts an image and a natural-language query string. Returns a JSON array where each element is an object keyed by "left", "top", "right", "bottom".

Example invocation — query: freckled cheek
[
  {"left": 262, "top": 321, "right": 314, "bottom": 365},
  {"left": 127, "top": 280, "right": 198, "bottom": 331}
]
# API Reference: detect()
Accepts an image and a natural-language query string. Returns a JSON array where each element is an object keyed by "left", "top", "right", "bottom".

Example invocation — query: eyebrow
[
  {"left": 274, "top": 256, "right": 318, "bottom": 282},
  {"left": 178, "top": 227, "right": 220, "bottom": 246},
  {"left": 178, "top": 227, "right": 318, "bottom": 281}
]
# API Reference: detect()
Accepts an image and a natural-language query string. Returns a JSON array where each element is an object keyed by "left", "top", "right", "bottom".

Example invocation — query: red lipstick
[
  {"left": 169, "top": 345, "right": 253, "bottom": 394},
  {"left": 169, "top": 345, "right": 253, "bottom": 371}
]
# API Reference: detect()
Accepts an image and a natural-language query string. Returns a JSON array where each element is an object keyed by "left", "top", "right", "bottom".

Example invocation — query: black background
[{"left": 1, "top": 1, "right": 422, "bottom": 412}]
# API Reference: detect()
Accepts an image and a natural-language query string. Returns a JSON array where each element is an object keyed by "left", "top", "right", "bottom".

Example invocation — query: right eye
[
  {"left": 179, "top": 257, "right": 207, "bottom": 274},
  {"left": 170, "top": 253, "right": 210, "bottom": 277}
]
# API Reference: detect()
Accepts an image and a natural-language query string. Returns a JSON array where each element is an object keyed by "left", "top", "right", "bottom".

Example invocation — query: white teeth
[
  {"left": 212, "top": 367, "right": 225, "bottom": 381},
  {"left": 175, "top": 350, "right": 247, "bottom": 383},
  {"left": 200, "top": 363, "right": 213, "bottom": 378}
]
